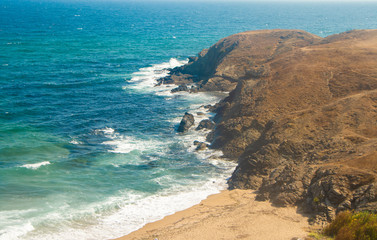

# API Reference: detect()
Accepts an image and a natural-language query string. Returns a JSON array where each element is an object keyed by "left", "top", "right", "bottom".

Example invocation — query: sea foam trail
[
  {"left": 124, "top": 58, "right": 187, "bottom": 95},
  {"left": 98, "top": 127, "right": 165, "bottom": 156},
  {"left": 20, "top": 161, "right": 51, "bottom": 170}
]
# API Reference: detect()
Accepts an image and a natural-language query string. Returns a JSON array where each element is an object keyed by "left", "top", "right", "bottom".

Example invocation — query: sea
[{"left": 1, "top": 0, "right": 377, "bottom": 239}]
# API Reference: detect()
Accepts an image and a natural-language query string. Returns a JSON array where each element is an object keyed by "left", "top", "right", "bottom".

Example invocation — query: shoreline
[
  {"left": 106, "top": 58, "right": 239, "bottom": 239},
  {"left": 114, "top": 189, "right": 312, "bottom": 240},
  {"left": 111, "top": 59, "right": 315, "bottom": 240}
]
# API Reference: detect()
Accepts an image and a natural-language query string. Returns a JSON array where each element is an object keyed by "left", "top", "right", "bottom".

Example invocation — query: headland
[{"left": 119, "top": 29, "right": 377, "bottom": 239}]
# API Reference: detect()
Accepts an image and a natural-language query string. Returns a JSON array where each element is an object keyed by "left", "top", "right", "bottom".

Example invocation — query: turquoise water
[{"left": 1, "top": 1, "right": 377, "bottom": 239}]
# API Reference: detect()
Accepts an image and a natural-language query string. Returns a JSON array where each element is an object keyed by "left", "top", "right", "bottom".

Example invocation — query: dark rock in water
[
  {"left": 177, "top": 112, "right": 195, "bottom": 133},
  {"left": 156, "top": 71, "right": 199, "bottom": 86},
  {"left": 188, "top": 56, "right": 197, "bottom": 63},
  {"left": 196, "top": 112, "right": 205, "bottom": 116},
  {"left": 196, "top": 119, "right": 215, "bottom": 130},
  {"left": 206, "top": 131, "right": 215, "bottom": 143},
  {"left": 156, "top": 75, "right": 174, "bottom": 86},
  {"left": 195, "top": 142, "right": 209, "bottom": 151},
  {"left": 190, "top": 85, "right": 200, "bottom": 93},
  {"left": 171, "top": 84, "right": 189, "bottom": 93}
]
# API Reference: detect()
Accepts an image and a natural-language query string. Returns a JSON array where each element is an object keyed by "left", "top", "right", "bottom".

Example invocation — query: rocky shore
[{"left": 168, "top": 29, "right": 377, "bottom": 223}]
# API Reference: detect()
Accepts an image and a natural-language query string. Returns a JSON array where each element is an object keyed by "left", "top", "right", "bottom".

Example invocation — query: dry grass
[
  {"left": 323, "top": 211, "right": 377, "bottom": 240},
  {"left": 345, "top": 152, "right": 377, "bottom": 172}
]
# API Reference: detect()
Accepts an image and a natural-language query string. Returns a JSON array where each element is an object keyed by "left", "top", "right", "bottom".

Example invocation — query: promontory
[{"left": 160, "top": 29, "right": 377, "bottom": 222}]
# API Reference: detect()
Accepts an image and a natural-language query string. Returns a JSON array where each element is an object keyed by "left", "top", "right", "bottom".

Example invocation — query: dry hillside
[{"left": 162, "top": 29, "right": 377, "bottom": 222}]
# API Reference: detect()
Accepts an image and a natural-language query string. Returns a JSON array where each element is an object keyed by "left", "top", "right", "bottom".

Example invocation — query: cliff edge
[{"left": 164, "top": 29, "right": 377, "bottom": 222}]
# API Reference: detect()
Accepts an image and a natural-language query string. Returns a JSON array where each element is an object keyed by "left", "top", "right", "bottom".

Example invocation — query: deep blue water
[{"left": 1, "top": 1, "right": 377, "bottom": 239}]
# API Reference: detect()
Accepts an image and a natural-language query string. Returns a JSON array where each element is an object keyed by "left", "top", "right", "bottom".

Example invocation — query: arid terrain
[{"left": 162, "top": 29, "right": 377, "bottom": 222}]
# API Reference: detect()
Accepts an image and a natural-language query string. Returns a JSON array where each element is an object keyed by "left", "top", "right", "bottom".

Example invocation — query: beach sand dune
[{"left": 116, "top": 189, "right": 311, "bottom": 240}]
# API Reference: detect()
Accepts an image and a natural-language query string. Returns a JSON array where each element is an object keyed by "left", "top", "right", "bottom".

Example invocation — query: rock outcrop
[
  {"left": 165, "top": 29, "right": 377, "bottom": 222},
  {"left": 195, "top": 142, "right": 209, "bottom": 151},
  {"left": 196, "top": 119, "right": 216, "bottom": 131},
  {"left": 171, "top": 84, "right": 189, "bottom": 93},
  {"left": 177, "top": 112, "right": 195, "bottom": 133}
]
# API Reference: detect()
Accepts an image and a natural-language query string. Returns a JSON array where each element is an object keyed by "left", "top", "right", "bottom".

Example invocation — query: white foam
[
  {"left": 96, "top": 127, "right": 164, "bottom": 156},
  {"left": 124, "top": 58, "right": 188, "bottom": 95},
  {"left": 16, "top": 165, "right": 235, "bottom": 240},
  {"left": 103, "top": 135, "right": 162, "bottom": 154},
  {"left": 94, "top": 127, "right": 115, "bottom": 135},
  {"left": 21, "top": 161, "right": 51, "bottom": 170},
  {"left": 69, "top": 138, "right": 82, "bottom": 145},
  {"left": 0, "top": 222, "right": 35, "bottom": 240},
  {"left": 97, "top": 177, "right": 234, "bottom": 239}
]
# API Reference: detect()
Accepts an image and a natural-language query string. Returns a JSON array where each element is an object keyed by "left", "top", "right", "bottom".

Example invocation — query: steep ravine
[{"left": 164, "top": 29, "right": 377, "bottom": 223}]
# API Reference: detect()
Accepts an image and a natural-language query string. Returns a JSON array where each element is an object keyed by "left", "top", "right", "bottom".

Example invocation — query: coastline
[
  {"left": 3, "top": 0, "right": 377, "bottom": 237},
  {"left": 105, "top": 59, "right": 238, "bottom": 239},
  {"left": 113, "top": 29, "right": 377, "bottom": 240},
  {"left": 115, "top": 189, "right": 311, "bottom": 240},
  {"left": 155, "top": 29, "right": 377, "bottom": 226}
]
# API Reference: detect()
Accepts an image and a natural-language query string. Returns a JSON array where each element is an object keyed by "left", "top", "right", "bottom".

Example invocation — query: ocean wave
[
  {"left": 96, "top": 127, "right": 163, "bottom": 155},
  {"left": 124, "top": 58, "right": 188, "bottom": 95},
  {"left": 15, "top": 168, "right": 235, "bottom": 240},
  {"left": 103, "top": 135, "right": 162, "bottom": 155},
  {"left": 0, "top": 222, "right": 35, "bottom": 240},
  {"left": 94, "top": 127, "right": 115, "bottom": 136},
  {"left": 20, "top": 161, "right": 51, "bottom": 170},
  {"left": 69, "top": 139, "right": 81, "bottom": 145}
]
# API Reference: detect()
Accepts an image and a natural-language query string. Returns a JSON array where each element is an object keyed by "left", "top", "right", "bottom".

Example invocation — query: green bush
[{"left": 323, "top": 211, "right": 377, "bottom": 240}]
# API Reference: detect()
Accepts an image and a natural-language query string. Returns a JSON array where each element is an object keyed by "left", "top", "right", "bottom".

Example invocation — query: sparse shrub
[
  {"left": 323, "top": 211, "right": 377, "bottom": 240},
  {"left": 313, "top": 196, "right": 321, "bottom": 205}
]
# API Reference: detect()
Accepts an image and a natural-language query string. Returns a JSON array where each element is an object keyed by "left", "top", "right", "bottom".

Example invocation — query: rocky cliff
[{"left": 164, "top": 29, "right": 377, "bottom": 222}]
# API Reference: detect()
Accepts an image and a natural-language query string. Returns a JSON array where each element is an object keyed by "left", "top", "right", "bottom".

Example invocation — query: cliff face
[{"left": 165, "top": 29, "right": 377, "bottom": 222}]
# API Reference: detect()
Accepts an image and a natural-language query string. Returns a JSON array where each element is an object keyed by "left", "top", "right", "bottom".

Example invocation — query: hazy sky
[
  {"left": 131, "top": 0, "right": 377, "bottom": 1},
  {"left": 57, "top": 0, "right": 377, "bottom": 3},
  {"left": 30, "top": 0, "right": 377, "bottom": 3},
  {"left": 111, "top": 0, "right": 377, "bottom": 2}
]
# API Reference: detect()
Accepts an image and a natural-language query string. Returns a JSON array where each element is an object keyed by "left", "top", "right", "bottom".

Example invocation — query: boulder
[
  {"left": 171, "top": 84, "right": 189, "bottom": 93},
  {"left": 195, "top": 142, "right": 209, "bottom": 151},
  {"left": 196, "top": 119, "right": 215, "bottom": 131},
  {"left": 177, "top": 112, "right": 195, "bottom": 133}
]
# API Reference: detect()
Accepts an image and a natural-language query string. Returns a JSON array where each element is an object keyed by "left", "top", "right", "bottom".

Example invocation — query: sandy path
[{"left": 115, "top": 189, "right": 311, "bottom": 240}]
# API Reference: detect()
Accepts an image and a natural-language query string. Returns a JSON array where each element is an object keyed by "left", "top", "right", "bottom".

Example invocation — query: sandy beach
[{"left": 115, "top": 189, "right": 311, "bottom": 240}]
